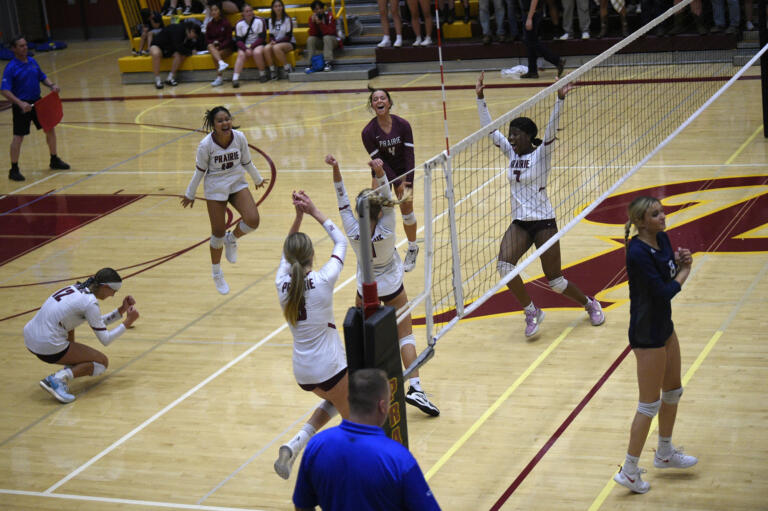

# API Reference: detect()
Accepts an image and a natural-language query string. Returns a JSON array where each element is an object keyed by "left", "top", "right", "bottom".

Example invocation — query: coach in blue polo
[
  {"left": 293, "top": 368, "right": 440, "bottom": 511},
  {"left": 1, "top": 35, "right": 69, "bottom": 181}
]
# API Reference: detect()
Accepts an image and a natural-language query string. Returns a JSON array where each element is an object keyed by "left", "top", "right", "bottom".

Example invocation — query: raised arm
[
  {"left": 326, "top": 154, "right": 359, "bottom": 238},
  {"left": 295, "top": 191, "right": 347, "bottom": 281},
  {"left": 476, "top": 72, "right": 514, "bottom": 158}
]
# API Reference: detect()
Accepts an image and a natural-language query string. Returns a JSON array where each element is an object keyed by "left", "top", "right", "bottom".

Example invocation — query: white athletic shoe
[
  {"left": 403, "top": 244, "right": 419, "bottom": 272},
  {"left": 39, "top": 375, "right": 75, "bottom": 403},
  {"left": 613, "top": 466, "right": 650, "bottom": 493},
  {"left": 274, "top": 445, "right": 297, "bottom": 479},
  {"left": 393, "top": 35, "right": 403, "bottom": 47},
  {"left": 654, "top": 447, "right": 698, "bottom": 469},
  {"left": 412, "top": 36, "right": 422, "bottom": 46},
  {"left": 581, "top": 31, "right": 590, "bottom": 39},
  {"left": 405, "top": 387, "right": 440, "bottom": 416},
  {"left": 420, "top": 36, "right": 433, "bottom": 46},
  {"left": 585, "top": 297, "right": 605, "bottom": 326},
  {"left": 224, "top": 231, "right": 238, "bottom": 263},
  {"left": 377, "top": 36, "right": 391, "bottom": 48},
  {"left": 213, "top": 270, "right": 230, "bottom": 295},
  {"left": 218, "top": 60, "right": 229, "bottom": 72}
]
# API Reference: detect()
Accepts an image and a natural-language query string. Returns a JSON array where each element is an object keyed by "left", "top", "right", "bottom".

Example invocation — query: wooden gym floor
[{"left": 0, "top": 40, "right": 766, "bottom": 510}]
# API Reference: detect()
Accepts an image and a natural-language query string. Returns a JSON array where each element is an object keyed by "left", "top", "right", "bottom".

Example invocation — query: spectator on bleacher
[
  {"left": 479, "top": 0, "right": 506, "bottom": 44},
  {"left": 406, "top": 0, "right": 434, "bottom": 46},
  {"left": 206, "top": 2, "right": 235, "bottom": 87},
  {"left": 162, "top": 0, "right": 201, "bottom": 16},
  {"left": 709, "top": 0, "right": 739, "bottom": 34},
  {"left": 307, "top": 0, "right": 338, "bottom": 72},
  {"left": 559, "top": 0, "right": 591, "bottom": 40},
  {"left": 266, "top": 0, "right": 298, "bottom": 79},
  {"left": 133, "top": 9, "right": 164, "bottom": 57},
  {"left": 521, "top": 0, "right": 565, "bottom": 78},
  {"left": 376, "top": 0, "right": 403, "bottom": 47},
  {"left": 232, "top": 4, "right": 267, "bottom": 87},
  {"left": 150, "top": 21, "right": 203, "bottom": 88},
  {"left": 1, "top": 35, "right": 70, "bottom": 182},
  {"left": 668, "top": 0, "right": 708, "bottom": 34},
  {"left": 598, "top": 0, "right": 629, "bottom": 37}
]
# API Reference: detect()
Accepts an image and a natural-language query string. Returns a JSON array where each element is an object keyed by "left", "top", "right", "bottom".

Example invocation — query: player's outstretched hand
[
  {"left": 255, "top": 178, "right": 269, "bottom": 190},
  {"left": 181, "top": 196, "right": 194, "bottom": 208},
  {"left": 368, "top": 158, "right": 385, "bottom": 177},
  {"left": 558, "top": 82, "right": 574, "bottom": 100},
  {"left": 325, "top": 154, "right": 338, "bottom": 168},
  {"left": 476, "top": 71, "right": 485, "bottom": 99},
  {"left": 124, "top": 306, "right": 140, "bottom": 327},
  {"left": 119, "top": 295, "right": 136, "bottom": 314}
]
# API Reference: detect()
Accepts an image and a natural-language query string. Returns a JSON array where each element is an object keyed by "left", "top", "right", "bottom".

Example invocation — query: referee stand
[{"left": 342, "top": 196, "right": 409, "bottom": 448}]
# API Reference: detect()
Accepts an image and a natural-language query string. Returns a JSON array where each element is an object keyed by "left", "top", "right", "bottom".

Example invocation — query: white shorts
[
  {"left": 292, "top": 331, "right": 347, "bottom": 385},
  {"left": 356, "top": 264, "right": 404, "bottom": 302},
  {"left": 24, "top": 321, "right": 68, "bottom": 355},
  {"left": 204, "top": 171, "right": 249, "bottom": 201}
]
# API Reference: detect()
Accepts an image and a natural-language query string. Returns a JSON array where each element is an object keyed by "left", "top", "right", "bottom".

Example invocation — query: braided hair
[
  {"left": 76, "top": 268, "right": 122, "bottom": 293},
  {"left": 282, "top": 232, "right": 314, "bottom": 326},
  {"left": 624, "top": 196, "right": 660, "bottom": 246}
]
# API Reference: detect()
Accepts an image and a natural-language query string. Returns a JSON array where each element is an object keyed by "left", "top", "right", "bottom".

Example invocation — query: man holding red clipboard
[{"left": 1, "top": 36, "right": 70, "bottom": 182}]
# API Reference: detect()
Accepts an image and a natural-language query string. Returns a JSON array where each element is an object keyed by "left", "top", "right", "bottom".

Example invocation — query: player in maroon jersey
[{"left": 361, "top": 88, "right": 420, "bottom": 272}]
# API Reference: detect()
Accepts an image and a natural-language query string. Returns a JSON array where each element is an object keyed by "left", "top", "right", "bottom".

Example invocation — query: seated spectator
[
  {"left": 376, "top": 0, "right": 403, "bottom": 47},
  {"left": 150, "top": 21, "right": 203, "bottom": 89},
  {"left": 306, "top": 0, "right": 338, "bottom": 72},
  {"left": 406, "top": 0, "right": 434, "bottom": 46},
  {"left": 265, "top": 0, "right": 297, "bottom": 80},
  {"left": 134, "top": 9, "right": 164, "bottom": 56},
  {"left": 710, "top": 0, "right": 739, "bottom": 34},
  {"left": 232, "top": 3, "right": 267, "bottom": 87},
  {"left": 292, "top": 368, "right": 441, "bottom": 511},
  {"left": 206, "top": 2, "right": 235, "bottom": 87}
]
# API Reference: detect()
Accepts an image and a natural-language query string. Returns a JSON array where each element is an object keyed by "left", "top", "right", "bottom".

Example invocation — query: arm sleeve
[
  {"left": 402, "top": 460, "right": 442, "bottom": 511},
  {"left": 101, "top": 308, "right": 122, "bottom": 325},
  {"left": 318, "top": 219, "right": 347, "bottom": 283},
  {"left": 335, "top": 180, "right": 359, "bottom": 238},
  {"left": 254, "top": 18, "right": 266, "bottom": 46},
  {"left": 86, "top": 303, "right": 126, "bottom": 347},
  {"left": 542, "top": 98, "right": 563, "bottom": 163},
  {"left": 629, "top": 246, "right": 682, "bottom": 301},
  {"left": 477, "top": 98, "right": 514, "bottom": 159},
  {"left": 185, "top": 169, "right": 205, "bottom": 200},
  {"left": 240, "top": 134, "right": 263, "bottom": 185}
]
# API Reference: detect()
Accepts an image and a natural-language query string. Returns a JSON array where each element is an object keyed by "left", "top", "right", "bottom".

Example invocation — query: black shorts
[
  {"left": 12, "top": 100, "right": 42, "bottom": 136},
  {"left": 28, "top": 344, "right": 69, "bottom": 364},
  {"left": 513, "top": 218, "right": 558, "bottom": 239},
  {"left": 356, "top": 283, "right": 404, "bottom": 304},
  {"left": 299, "top": 367, "right": 347, "bottom": 392}
]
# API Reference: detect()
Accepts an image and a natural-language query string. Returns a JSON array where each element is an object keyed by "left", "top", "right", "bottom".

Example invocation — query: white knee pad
[
  {"left": 92, "top": 362, "right": 106, "bottom": 377},
  {"left": 548, "top": 276, "right": 568, "bottom": 294},
  {"left": 399, "top": 334, "right": 416, "bottom": 349},
  {"left": 210, "top": 234, "right": 225, "bottom": 249},
  {"left": 238, "top": 219, "right": 256, "bottom": 234},
  {"left": 317, "top": 399, "right": 338, "bottom": 419},
  {"left": 497, "top": 260, "right": 516, "bottom": 279},
  {"left": 637, "top": 399, "right": 661, "bottom": 418},
  {"left": 402, "top": 211, "right": 417, "bottom": 226},
  {"left": 661, "top": 387, "right": 683, "bottom": 405}
]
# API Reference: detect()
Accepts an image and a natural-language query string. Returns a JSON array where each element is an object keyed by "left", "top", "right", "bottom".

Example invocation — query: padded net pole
[{"left": 356, "top": 195, "right": 379, "bottom": 319}]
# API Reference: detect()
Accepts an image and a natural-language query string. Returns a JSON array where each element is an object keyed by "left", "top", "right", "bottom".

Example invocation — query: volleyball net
[{"left": 391, "top": 0, "right": 767, "bottom": 375}]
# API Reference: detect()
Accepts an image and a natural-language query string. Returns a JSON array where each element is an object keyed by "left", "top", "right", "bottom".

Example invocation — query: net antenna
[{"left": 405, "top": 0, "right": 768, "bottom": 365}]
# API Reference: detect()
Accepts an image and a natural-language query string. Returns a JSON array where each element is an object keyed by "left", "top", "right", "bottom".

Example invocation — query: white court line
[
  {"left": 43, "top": 220, "right": 421, "bottom": 495},
  {"left": 0, "top": 173, "right": 58, "bottom": 199},
  {"left": 0, "top": 488, "right": 263, "bottom": 511}
]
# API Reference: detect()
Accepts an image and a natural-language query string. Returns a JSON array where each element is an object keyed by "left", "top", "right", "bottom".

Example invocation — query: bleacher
[{"left": 116, "top": 0, "right": 348, "bottom": 82}]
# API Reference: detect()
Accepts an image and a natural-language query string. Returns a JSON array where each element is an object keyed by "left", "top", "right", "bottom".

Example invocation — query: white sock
[
  {"left": 212, "top": 263, "right": 222, "bottom": 274},
  {"left": 290, "top": 424, "right": 316, "bottom": 455},
  {"left": 524, "top": 302, "right": 537, "bottom": 313},
  {"left": 54, "top": 367, "right": 73, "bottom": 381},
  {"left": 409, "top": 241, "right": 418, "bottom": 250},
  {"left": 409, "top": 377, "right": 422, "bottom": 391},
  {"left": 232, "top": 72, "right": 240, "bottom": 80},
  {"left": 657, "top": 436, "right": 673, "bottom": 457},
  {"left": 624, "top": 453, "right": 639, "bottom": 473},
  {"left": 259, "top": 70, "right": 266, "bottom": 77},
  {"left": 270, "top": 65, "right": 276, "bottom": 73},
  {"left": 284, "top": 63, "right": 291, "bottom": 71},
  {"left": 167, "top": 72, "right": 174, "bottom": 80}
]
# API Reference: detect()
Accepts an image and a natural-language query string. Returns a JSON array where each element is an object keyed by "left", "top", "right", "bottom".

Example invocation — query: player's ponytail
[
  {"left": 625, "top": 196, "right": 660, "bottom": 247},
  {"left": 282, "top": 233, "right": 314, "bottom": 326},
  {"left": 355, "top": 187, "right": 411, "bottom": 222}
]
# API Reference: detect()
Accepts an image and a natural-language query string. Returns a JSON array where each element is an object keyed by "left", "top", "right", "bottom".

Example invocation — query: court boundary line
[{"left": 0, "top": 488, "right": 263, "bottom": 511}]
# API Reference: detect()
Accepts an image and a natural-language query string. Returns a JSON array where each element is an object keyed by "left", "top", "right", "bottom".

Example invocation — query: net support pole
[
  {"left": 357, "top": 195, "right": 379, "bottom": 319},
  {"left": 442, "top": 156, "right": 464, "bottom": 318},
  {"left": 760, "top": 0, "right": 767, "bottom": 137}
]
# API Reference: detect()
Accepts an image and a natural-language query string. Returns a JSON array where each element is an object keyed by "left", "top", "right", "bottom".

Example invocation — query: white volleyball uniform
[
  {"left": 276, "top": 219, "right": 348, "bottom": 385},
  {"left": 192, "top": 129, "right": 255, "bottom": 201},
  {"left": 477, "top": 97, "right": 563, "bottom": 221},
  {"left": 335, "top": 174, "right": 404, "bottom": 298},
  {"left": 24, "top": 285, "right": 124, "bottom": 356}
]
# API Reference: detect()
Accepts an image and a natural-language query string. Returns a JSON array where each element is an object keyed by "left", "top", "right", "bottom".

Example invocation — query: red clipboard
[{"left": 34, "top": 91, "right": 63, "bottom": 131}]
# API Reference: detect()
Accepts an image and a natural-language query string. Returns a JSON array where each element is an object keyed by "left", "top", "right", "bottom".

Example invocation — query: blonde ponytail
[
  {"left": 282, "top": 232, "right": 314, "bottom": 326},
  {"left": 624, "top": 220, "right": 633, "bottom": 246},
  {"left": 625, "top": 196, "right": 660, "bottom": 246},
  {"left": 356, "top": 187, "right": 412, "bottom": 221}
]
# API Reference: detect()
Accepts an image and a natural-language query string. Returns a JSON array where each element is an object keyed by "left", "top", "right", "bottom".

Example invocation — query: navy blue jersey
[{"left": 626, "top": 232, "right": 681, "bottom": 348}]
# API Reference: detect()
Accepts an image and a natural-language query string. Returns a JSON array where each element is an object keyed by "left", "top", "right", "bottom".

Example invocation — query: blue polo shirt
[
  {"left": 1, "top": 56, "right": 47, "bottom": 102},
  {"left": 626, "top": 232, "right": 681, "bottom": 347},
  {"left": 293, "top": 419, "right": 441, "bottom": 511}
]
